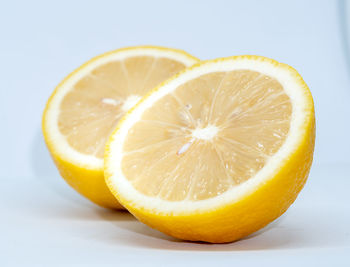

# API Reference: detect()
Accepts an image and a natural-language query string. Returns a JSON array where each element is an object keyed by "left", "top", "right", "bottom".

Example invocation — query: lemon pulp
[
  {"left": 58, "top": 57, "right": 187, "bottom": 158},
  {"left": 121, "top": 70, "right": 292, "bottom": 201}
]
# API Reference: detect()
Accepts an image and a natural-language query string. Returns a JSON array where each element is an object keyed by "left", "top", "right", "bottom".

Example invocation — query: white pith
[
  {"left": 121, "top": 95, "right": 142, "bottom": 112},
  {"left": 44, "top": 47, "right": 198, "bottom": 170},
  {"left": 105, "top": 58, "right": 309, "bottom": 213}
]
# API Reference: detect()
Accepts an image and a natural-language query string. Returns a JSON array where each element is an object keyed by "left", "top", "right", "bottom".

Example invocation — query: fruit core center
[{"left": 191, "top": 125, "right": 218, "bottom": 141}]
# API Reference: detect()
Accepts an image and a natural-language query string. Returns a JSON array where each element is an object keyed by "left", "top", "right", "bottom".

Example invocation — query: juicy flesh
[
  {"left": 58, "top": 56, "right": 186, "bottom": 158},
  {"left": 122, "top": 70, "right": 292, "bottom": 201}
]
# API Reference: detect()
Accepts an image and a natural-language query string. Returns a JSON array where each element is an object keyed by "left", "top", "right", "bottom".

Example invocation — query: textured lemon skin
[
  {"left": 50, "top": 151, "right": 123, "bottom": 209},
  {"left": 105, "top": 55, "right": 316, "bottom": 241},
  {"left": 42, "top": 46, "right": 199, "bottom": 209}
]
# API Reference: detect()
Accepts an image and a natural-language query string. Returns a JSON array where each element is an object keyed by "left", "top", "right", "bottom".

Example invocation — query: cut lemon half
[
  {"left": 105, "top": 55, "right": 315, "bottom": 242},
  {"left": 42, "top": 46, "right": 199, "bottom": 209}
]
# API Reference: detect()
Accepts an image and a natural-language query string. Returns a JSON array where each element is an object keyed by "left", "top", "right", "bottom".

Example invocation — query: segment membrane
[{"left": 122, "top": 70, "right": 292, "bottom": 201}]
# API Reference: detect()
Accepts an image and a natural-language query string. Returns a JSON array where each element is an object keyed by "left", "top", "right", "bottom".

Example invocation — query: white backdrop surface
[{"left": 0, "top": 0, "right": 349, "bottom": 266}]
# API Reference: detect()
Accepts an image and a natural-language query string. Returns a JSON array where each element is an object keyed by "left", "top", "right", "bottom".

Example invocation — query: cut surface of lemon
[
  {"left": 42, "top": 46, "right": 199, "bottom": 209},
  {"left": 105, "top": 55, "right": 315, "bottom": 242}
]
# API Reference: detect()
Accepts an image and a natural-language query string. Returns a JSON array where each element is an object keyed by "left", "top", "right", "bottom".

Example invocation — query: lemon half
[
  {"left": 42, "top": 46, "right": 199, "bottom": 209},
  {"left": 105, "top": 55, "right": 315, "bottom": 242}
]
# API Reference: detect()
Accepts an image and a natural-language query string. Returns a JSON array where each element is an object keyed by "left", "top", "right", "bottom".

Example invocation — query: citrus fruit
[
  {"left": 104, "top": 55, "right": 315, "bottom": 242},
  {"left": 42, "top": 46, "right": 199, "bottom": 209}
]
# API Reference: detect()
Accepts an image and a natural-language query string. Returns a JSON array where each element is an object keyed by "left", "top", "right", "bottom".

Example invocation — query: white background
[{"left": 1, "top": 0, "right": 350, "bottom": 266}]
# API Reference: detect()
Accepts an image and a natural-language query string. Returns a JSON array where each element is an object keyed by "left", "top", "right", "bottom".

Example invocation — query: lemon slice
[
  {"left": 42, "top": 46, "right": 199, "bottom": 209},
  {"left": 105, "top": 55, "right": 315, "bottom": 242}
]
